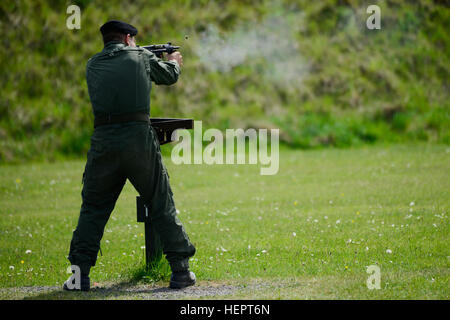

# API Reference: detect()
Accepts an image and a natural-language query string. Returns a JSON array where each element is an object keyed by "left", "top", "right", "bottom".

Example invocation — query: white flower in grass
[
  {"left": 386, "top": 249, "right": 392, "bottom": 254},
  {"left": 336, "top": 219, "right": 341, "bottom": 224},
  {"left": 409, "top": 201, "right": 415, "bottom": 206},
  {"left": 9, "top": 266, "right": 14, "bottom": 270},
  {"left": 292, "top": 232, "right": 296, "bottom": 237},
  {"left": 25, "top": 250, "right": 32, "bottom": 254},
  {"left": 262, "top": 250, "right": 267, "bottom": 254}
]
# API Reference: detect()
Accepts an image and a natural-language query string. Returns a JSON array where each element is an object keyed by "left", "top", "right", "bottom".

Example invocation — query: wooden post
[
  {"left": 136, "top": 196, "right": 162, "bottom": 267},
  {"left": 136, "top": 119, "right": 193, "bottom": 266}
]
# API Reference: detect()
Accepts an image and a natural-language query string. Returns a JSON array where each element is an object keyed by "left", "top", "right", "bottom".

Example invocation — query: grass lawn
[{"left": 0, "top": 144, "right": 448, "bottom": 299}]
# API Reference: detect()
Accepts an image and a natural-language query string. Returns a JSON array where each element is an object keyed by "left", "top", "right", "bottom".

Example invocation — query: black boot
[
  {"left": 63, "top": 274, "right": 90, "bottom": 292},
  {"left": 169, "top": 270, "right": 196, "bottom": 289}
]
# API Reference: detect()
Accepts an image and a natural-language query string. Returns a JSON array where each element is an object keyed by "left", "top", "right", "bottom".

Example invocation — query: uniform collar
[{"left": 103, "top": 41, "right": 126, "bottom": 51}]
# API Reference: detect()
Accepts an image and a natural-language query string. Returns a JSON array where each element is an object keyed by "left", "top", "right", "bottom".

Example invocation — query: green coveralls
[{"left": 68, "top": 41, "right": 195, "bottom": 275}]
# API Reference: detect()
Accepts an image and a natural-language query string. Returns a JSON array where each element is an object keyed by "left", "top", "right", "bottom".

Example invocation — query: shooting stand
[{"left": 136, "top": 118, "right": 193, "bottom": 267}]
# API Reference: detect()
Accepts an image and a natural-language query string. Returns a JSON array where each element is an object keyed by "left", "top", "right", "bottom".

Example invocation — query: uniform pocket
[{"left": 150, "top": 126, "right": 162, "bottom": 153}]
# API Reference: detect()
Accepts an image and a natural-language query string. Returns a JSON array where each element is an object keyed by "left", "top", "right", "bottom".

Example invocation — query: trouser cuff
[
  {"left": 68, "top": 256, "right": 92, "bottom": 276},
  {"left": 78, "top": 264, "right": 91, "bottom": 276},
  {"left": 170, "top": 259, "right": 190, "bottom": 273}
]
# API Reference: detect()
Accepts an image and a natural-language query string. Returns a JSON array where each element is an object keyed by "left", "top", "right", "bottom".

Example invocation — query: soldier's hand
[{"left": 167, "top": 51, "right": 183, "bottom": 67}]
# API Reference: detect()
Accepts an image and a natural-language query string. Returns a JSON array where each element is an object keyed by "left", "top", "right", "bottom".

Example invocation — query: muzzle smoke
[{"left": 194, "top": 12, "right": 309, "bottom": 87}]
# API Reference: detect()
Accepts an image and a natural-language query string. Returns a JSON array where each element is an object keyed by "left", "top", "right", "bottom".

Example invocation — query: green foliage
[
  {"left": 0, "top": 0, "right": 449, "bottom": 162},
  {"left": 130, "top": 255, "right": 171, "bottom": 283}
]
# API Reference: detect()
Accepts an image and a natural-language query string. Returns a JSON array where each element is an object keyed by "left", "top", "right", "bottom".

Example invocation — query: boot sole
[
  {"left": 169, "top": 279, "right": 196, "bottom": 289},
  {"left": 63, "top": 282, "right": 90, "bottom": 292}
]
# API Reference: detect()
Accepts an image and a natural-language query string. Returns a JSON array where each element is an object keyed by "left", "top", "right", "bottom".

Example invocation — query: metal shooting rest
[{"left": 136, "top": 118, "right": 193, "bottom": 266}]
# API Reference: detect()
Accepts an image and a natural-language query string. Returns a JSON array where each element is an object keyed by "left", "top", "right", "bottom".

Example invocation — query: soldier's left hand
[{"left": 167, "top": 51, "right": 183, "bottom": 67}]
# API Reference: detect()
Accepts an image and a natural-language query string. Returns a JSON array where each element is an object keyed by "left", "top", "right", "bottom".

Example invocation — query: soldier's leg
[
  {"left": 68, "top": 144, "right": 126, "bottom": 275},
  {"left": 125, "top": 125, "right": 195, "bottom": 272}
]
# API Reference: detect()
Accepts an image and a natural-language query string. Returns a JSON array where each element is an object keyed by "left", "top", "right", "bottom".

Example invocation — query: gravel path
[{"left": 0, "top": 282, "right": 251, "bottom": 300}]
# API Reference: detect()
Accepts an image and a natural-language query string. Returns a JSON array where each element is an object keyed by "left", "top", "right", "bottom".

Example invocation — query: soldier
[{"left": 64, "top": 20, "right": 196, "bottom": 291}]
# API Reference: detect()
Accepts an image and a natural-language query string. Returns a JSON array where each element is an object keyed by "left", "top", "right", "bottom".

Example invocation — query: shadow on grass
[
  {"left": 24, "top": 258, "right": 174, "bottom": 300},
  {"left": 23, "top": 281, "right": 179, "bottom": 300}
]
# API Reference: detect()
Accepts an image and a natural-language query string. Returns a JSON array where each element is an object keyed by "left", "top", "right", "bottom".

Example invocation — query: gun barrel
[{"left": 141, "top": 43, "right": 180, "bottom": 57}]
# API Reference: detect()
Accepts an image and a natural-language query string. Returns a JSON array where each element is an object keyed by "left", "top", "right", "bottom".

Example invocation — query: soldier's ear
[{"left": 125, "top": 34, "right": 131, "bottom": 45}]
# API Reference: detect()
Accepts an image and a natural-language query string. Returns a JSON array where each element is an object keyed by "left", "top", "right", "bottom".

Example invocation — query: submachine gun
[{"left": 140, "top": 42, "right": 180, "bottom": 58}]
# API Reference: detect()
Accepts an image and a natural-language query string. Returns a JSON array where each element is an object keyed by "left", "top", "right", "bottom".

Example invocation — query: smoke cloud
[{"left": 194, "top": 12, "right": 309, "bottom": 87}]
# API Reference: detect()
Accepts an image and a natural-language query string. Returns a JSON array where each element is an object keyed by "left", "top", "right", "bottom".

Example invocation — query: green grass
[{"left": 0, "top": 144, "right": 449, "bottom": 299}]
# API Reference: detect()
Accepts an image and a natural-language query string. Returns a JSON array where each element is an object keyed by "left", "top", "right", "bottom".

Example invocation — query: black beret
[{"left": 100, "top": 20, "right": 138, "bottom": 36}]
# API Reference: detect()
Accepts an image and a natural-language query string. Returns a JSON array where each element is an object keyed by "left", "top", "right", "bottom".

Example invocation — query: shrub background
[{"left": 0, "top": 0, "right": 448, "bottom": 163}]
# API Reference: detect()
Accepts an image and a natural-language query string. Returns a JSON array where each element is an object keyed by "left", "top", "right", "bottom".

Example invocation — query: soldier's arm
[{"left": 146, "top": 51, "right": 181, "bottom": 85}]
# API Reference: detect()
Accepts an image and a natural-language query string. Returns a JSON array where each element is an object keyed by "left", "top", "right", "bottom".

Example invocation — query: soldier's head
[{"left": 100, "top": 20, "right": 138, "bottom": 47}]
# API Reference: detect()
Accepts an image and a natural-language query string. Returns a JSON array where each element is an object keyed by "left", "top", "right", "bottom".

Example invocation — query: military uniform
[{"left": 67, "top": 35, "right": 195, "bottom": 276}]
